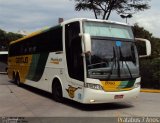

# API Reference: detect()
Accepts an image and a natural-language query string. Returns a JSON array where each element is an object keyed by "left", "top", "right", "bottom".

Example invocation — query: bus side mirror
[
  {"left": 135, "top": 38, "right": 151, "bottom": 58},
  {"left": 80, "top": 33, "right": 91, "bottom": 52}
]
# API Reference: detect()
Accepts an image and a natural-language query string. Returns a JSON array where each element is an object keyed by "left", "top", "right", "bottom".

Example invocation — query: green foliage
[
  {"left": 151, "top": 58, "right": 160, "bottom": 82},
  {"left": 73, "top": 0, "right": 150, "bottom": 20},
  {"left": 140, "top": 58, "right": 160, "bottom": 89},
  {"left": 150, "top": 38, "right": 160, "bottom": 58},
  {"left": 0, "top": 29, "right": 23, "bottom": 50},
  {"left": 133, "top": 24, "right": 160, "bottom": 89},
  {"left": 0, "top": 29, "right": 7, "bottom": 47},
  {"left": 133, "top": 23, "right": 160, "bottom": 58},
  {"left": 132, "top": 23, "right": 152, "bottom": 40}
]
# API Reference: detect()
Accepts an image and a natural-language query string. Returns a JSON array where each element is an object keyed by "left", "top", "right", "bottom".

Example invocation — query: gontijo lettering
[{"left": 16, "top": 57, "right": 28, "bottom": 63}]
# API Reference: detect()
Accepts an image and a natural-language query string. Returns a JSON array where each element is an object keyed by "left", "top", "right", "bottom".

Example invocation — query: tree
[
  {"left": 132, "top": 23, "right": 160, "bottom": 58},
  {"left": 6, "top": 32, "right": 23, "bottom": 46},
  {"left": 132, "top": 24, "right": 160, "bottom": 89},
  {"left": 0, "top": 29, "right": 7, "bottom": 50},
  {"left": 0, "top": 29, "right": 23, "bottom": 50},
  {"left": 74, "top": 0, "right": 150, "bottom": 20}
]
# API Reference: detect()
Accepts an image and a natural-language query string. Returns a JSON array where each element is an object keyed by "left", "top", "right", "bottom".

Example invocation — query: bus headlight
[
  {"left": 85, "top": 83, "right": 103, "bottom": 90},
  {"left": 134, "top": 82, "right": 141, "bottom": 88}
]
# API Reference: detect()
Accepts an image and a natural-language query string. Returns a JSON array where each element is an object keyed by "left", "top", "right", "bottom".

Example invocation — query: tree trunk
[
  {"left": 106, "top": 0, "right": 117, "bottom": 20},
  {"left": 91, "top": 0, "right": 97, "bottom": 19}
]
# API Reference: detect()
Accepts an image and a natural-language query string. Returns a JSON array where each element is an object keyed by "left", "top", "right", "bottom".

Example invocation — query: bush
[{"left": 140, "top": 58, "right": 160, "bottom": 89}]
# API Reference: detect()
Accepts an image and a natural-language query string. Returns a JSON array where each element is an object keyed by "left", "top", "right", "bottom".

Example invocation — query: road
[{"left": 0, "top": 74, "right": 160, "bottom": 117}]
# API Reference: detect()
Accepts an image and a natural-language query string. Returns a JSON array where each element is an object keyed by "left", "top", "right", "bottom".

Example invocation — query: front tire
[{"left": 52, "top": 81, "right": 63, "bottom": 102}]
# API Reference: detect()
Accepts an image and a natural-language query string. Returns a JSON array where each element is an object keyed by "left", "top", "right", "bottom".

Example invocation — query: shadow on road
[
  {"left": 62, "top": 99, "right": 133, "bottom": 111},
  {"left": 8, "top": 80, "right": 133, "bottom": 111}
]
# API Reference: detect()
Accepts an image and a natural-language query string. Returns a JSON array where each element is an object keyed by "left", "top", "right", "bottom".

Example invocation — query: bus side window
[
  {"left": 33, "top": 46, "right": 37, "bottom": 53},
  {"left": 47, "top": 27, "right": 63, "bottom": 52}
]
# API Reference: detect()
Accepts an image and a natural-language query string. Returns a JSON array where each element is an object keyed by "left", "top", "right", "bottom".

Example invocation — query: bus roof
[
  {"left": 10, "top": 18, "right": 130, "bottom": 45},
  {"left": 0, "top": 51, "right": 8, "bottom": 55},
  {"left": 10, "top": 25, "right": 61, "bottom": 45},
  {"left": 61, "top": 18, "right": 129, "bottom": 26}
]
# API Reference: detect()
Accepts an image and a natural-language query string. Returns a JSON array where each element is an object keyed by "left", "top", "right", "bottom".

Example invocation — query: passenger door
[{"left": 64, "top": 21, "right": 84, "bottom": 102}]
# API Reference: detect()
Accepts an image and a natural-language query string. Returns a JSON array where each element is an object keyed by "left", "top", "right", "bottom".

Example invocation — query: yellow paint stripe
[
  {"left": 10, "top": 30, "right": 44, "bottom": 45},
  {"left": 104, "top": 88, "right": 132, "bottom": 92},
  {"left": 140, "top": 89, "right": 160, "bottom": 93},
  {"left": 10, "top": 25, "right": 60, "bottom": 45},
  {"left": 50, "top": 61, "right": 59, "bottom": 64},
  {"left": 119, "top": 88, "right": 132, "bottom": 91},
  {"left": 101, "top": 81, "right": 121, "bottom": 91}
]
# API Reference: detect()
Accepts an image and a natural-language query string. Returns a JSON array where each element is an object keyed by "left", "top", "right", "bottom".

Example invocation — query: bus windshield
[
  {"left": 83, "top": 21, "right": 139, "bottom": 80},
  {"left": 83, "top": 21, "right": 134, "bottom": 40}
]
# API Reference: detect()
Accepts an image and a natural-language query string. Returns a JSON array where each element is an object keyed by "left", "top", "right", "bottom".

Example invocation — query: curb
[
  {"left": 140, "top": 89, "right": 160, "bottom": 93},
  {"left": 0, "top": 72, "right": 7, "bottom": 74}
]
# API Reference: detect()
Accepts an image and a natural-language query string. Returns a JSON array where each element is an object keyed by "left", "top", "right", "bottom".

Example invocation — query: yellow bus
[{"left": 8, "top": 18, "right": 151, "bottom": 103}]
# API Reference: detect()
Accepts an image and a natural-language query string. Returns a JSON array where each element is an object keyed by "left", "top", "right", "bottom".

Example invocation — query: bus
[
  {"left": 0, "top": 51, "right": 8, "bottom": 73},
  {"left": 8, "top": 18, "right": 151, "bottom": 104}
]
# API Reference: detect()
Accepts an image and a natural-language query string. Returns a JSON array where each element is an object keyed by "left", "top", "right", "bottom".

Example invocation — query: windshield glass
[
  {"left": 92, "top": 40, "right": 135, "bottom": 61},
  {"left": 86, "top": 39, "right": 139, "bottom": 80},
  {"left": 84, "top": 21, "right": 134, "bottom": 40}
]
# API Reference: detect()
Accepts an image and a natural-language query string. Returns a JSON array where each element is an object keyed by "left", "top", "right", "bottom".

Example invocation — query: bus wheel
[
  {"left": 12, "top": 72, "right": 16, "bottom": 82},
  {"left": 52, "top": 81, "right": 63, "bottom": 102},
  {"left": 16, "top": 74, "right": 21, "bottom": 87}
]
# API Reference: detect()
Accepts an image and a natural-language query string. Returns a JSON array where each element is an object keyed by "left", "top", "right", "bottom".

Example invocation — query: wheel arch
[
  {"left": 51, "top": 76, "right": 63, "bottom": 96},
  {"left": 12, "top": 71, "right": 16, "bottom": 78}
]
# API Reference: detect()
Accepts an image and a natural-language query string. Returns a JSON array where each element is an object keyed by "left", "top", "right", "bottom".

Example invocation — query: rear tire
[
  {"left": 52, "top": 81, "right": 63, "bottom": 102},
  {"left": 16, "top": 74, "right": 21, "bottom": 87}
]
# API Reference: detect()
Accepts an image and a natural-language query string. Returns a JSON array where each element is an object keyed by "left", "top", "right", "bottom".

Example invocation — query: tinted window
[
  {"left": 9, "top": 26, "right": 63, "bottom": 56},
  {"left": 84, "top": 21, "right": 134, "bottom": 40}
]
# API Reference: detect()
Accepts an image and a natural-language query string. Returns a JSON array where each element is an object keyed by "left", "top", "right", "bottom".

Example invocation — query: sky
[{"left": 0, "top": 0, "right": 160, "bottom": 37}]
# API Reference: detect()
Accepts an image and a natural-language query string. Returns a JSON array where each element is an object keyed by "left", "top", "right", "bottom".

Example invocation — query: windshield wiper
[
  {"left": 106, "top": 46, "right": 117, "bottom": 79},
  {"left": 88, "top": 62, "right": 108, "bottom": 69},
  {"left": 117, "top": 47, "right": 121, "bottom": 78},
  {"left": 119, "top": 47, "right": 133, "bottom": 79},
  {"left": 107, "top": 46, "right": 134, "bottom": 80},
  {"left": 106, "top": 46, "right": 123, "bottom": 79}
]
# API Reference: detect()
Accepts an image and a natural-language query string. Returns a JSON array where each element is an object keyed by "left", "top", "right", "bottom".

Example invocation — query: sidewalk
[
  {"left": 141, "top": 88, "right": 160, "bottom": 93},
  {"left": 0, "top": 72, "right": 7, "bottom": 74}
]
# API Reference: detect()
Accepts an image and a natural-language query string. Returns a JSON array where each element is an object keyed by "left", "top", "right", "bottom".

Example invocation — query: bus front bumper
[{"left": 82, "top": 87, "right": 140, "bottom": 104}]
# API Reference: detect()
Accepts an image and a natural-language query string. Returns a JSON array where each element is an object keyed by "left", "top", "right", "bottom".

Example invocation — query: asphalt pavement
[{"left": 0, "top": 74, "right": 160, "bottom": 117}]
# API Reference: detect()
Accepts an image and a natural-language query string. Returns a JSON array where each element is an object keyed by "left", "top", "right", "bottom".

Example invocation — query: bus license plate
[{"left": 114, "top": 95, "right": 124, "bottom": 99}]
